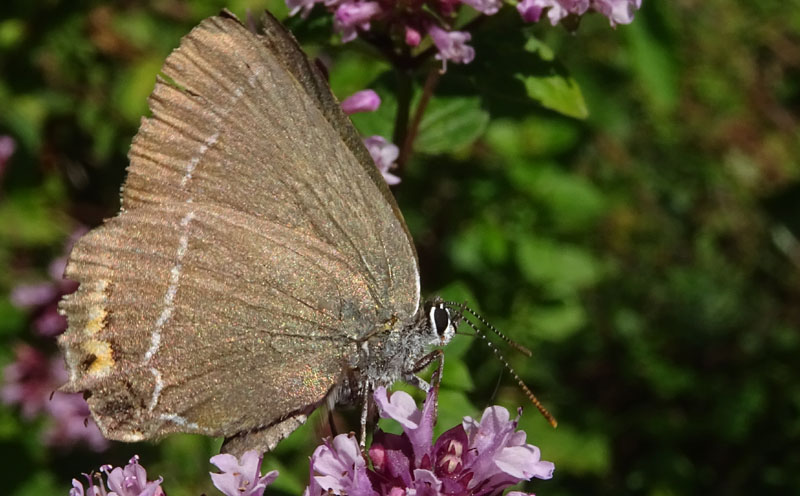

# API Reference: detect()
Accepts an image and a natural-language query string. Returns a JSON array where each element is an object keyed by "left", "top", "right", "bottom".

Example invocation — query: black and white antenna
[{"left": 445, "top": 301, "right": 558, "bottom": 428}]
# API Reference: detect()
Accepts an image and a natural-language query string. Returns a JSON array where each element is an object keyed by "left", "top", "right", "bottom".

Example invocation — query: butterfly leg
[
  {"left": 405, "top": 349, "right": 444, "bottom": 420},
  {"left": 406, "top": 375, "right": 431, "bottom": 392},
  {"left": 359, "top": 383, "right": 371, "bottom": 449},
  {"left": 405, "top": 349, "right": 444, "bottom": 392}
]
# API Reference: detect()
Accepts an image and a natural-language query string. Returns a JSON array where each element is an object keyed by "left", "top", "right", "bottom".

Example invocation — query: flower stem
[
  {"left": 398, "top": 67, "right": 441, "bottom": 170},
  {"left": 392, "top": 68, "right": 413, "bottom": 174}
]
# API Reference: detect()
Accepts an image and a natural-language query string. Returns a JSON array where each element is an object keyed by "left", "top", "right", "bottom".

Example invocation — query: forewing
[
  {"left": 254, "top": 10, "right": 413, "bottom": 248},
  {"left": 58, "top": 12, "right": 418, "bottom": 441},
  {"left": 123, "top": 11, "right": 418, "bottom": 318}
]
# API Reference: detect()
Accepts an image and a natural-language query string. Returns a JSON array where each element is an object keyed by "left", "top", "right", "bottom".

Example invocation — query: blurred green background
[{"left": 2, "top": 0, "right": 799, "bottom": 494}]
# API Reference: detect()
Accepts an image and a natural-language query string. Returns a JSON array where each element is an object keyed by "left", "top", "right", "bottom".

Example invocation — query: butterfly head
[{"left": 425, "top": 299, "right": 458, "bottom": 346}]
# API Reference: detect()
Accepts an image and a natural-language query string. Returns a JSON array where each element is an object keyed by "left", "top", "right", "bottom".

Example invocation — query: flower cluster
[
  {"left": 64, "top": 388, "right": 552, "bottom": 495},
  {"left": 70, "top": 456, "right": 164, "bottom": 496},
  {"left": 286, "top": 0, "right": 642, "bottom": 67},
  {"left": 68, "top": 451, "right": 278, "bottom": 496},
  {"left": 303, "top": 386, "right": 554, "bottom": 496},
  {"left": 517, "top": 0, "right": 642, "bottom": 27}
]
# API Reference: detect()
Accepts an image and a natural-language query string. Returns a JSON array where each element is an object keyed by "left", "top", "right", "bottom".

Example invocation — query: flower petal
[
  {"left": 210, "top": 453, "right": 242, "bottom": 474},
  {"left": 375, "top": 387, "right": 420, "bottom": 429},
  {"left": 460, "top": 0, "right": 502, "bottom": 15},
  {"left": 342, "top": 90, "right": 381, "bottom": 114},
  {"left": 428, "top": 25, "right": 475, "bottom": 68}
]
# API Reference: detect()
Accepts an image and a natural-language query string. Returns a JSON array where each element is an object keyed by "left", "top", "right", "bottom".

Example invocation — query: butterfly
[{"left": 58, "top": 10, "right": 457, "bottom": 455}]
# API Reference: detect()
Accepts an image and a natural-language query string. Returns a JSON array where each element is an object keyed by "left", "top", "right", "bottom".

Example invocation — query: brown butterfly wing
[{"left": 58, "top": 11, "right": 419, "bottom": 447}]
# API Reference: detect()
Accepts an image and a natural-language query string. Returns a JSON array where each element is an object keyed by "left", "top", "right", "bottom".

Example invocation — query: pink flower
[
  {"left": 461, "top": 406, "right": 555, "bottom": 483},
  {"left": 303, "top": 434, "right": 376, "bottom": 496},
  {"left": 516, "top": 0, "right": 545, "bottom": 22},
  {"left": 460, "top": 0, "right": 503, "bottom": 15},
  {"left": 428, "top": 25, "right": 475, "bottom": 70},
  {"left": 546, "top": 0, "right": 589, "bottom": 25},
  {"left": 105, "top": 456, "right": 165, "bottom": 496},
  {"left": 1, "top": 343, "right": 108, "bottom": 451},
  {"left": 592, "top": 0, "right": 642, "bottom": 26},
  {"left": 10, "top": 282, "right": 60, "bottom": 309},
  {"left": 1, "top": 344, "right": 61, "bottom": 418},
  {"left": 405, "top": 25, "right": 422, "bottom": 47},
  {"left": 342, "top": 89, "right": 382, "bottom": 115},
  {"left": 363, "top": 136, "right": 401, "bottom": 185},
  {"left": 517, "top": 0, "right": 641, "bottom": 26},
  {"left": 284, "top": 0, "right": 641, "bottom": 60},
  {"left": 334, "top": 1, "right": 382, "bottom": 42},
  {"left": 373, "top": 387, "right": 434, "bottom": 464},
  {"left": 45, "top": 392, "right": 109, "bottom": 451},
  {"left": 286, "top": 0, "right": 319, "bottom": 17},
  {"left": 11, "top": 231, "right": 83, "bottom": 337},
  {"left": 210, "top": 451, "right": 279, "bottom": 496},
  {"left": 304, "top": 387, "right": 554, "bottom": 496},
  {"left": 70, "top": 456, "right": 164, "bottom": 496}
]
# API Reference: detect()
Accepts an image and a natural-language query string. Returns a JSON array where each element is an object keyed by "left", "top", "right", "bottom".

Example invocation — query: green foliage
[
  {"left": 1, "top": 0, "right": 799, "bottom": 495},
  {"left": 519, "top": 38, "right": 589, "bottom": 119},
  {"left": 415, "top": 96, "right": 490, "bottom": 155}
]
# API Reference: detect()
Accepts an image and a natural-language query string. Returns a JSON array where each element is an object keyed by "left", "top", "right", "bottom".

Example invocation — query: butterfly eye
[{"left": 431, "top": 304, "right": 451, "bottom": 338}]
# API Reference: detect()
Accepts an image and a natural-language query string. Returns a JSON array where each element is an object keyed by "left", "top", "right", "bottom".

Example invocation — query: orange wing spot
[
  {"left": 83, "top": 279, "right": 111, "bottom": 335},
  {"left": 83, "top": 339, "right": 115, "bottom": 376}
]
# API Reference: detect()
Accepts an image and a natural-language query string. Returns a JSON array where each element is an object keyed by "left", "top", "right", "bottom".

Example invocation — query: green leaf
[
  {"left": 415, "top": 96, "right": 489, "bottom": 155},
  {"left": 440, "top": 356, "right": 475, "bottom": 391},
  {"left": 515, "top": 236, "right": 602, "bottom": 295},
  {"left": 525, "top": 300, "right": 587, "bottom": 341},
  {"left": 517, "top": 37, "right": 588, "bottom": 119},
  {"left": 347, "top": 72, "right": 489, "bottom": 156},
  {"left": 12, "top": 472, "right": 60, "bottom": 496},
  {"left": 0, "top": 299, "right": 26, "bottom": 338},
  {"left": 486, "top": 116, "right": 580, "bottom": 159},
  {"left": 507, "top": 163, "right": 608, "bottom": 231},
  {"left": 114, "top": 57, "right": 163, "bottom": 124},
  {"left": 262, "top": 456, "right": 306, "bottom": 495},
  {"left": 0, "top": 180, "right": 69, "bottom": 246},
  {"left": 0, "top": 18, "right": 25, "bottom": 49},
  {"left": 155, "top": 434, "right": 220, "bottom": 496},
  {"left": 625, "top": 8, "right": 679, "bottom": 116},
  {"left": 520, "top": 417, "right": 612, "bottom": 476},
  {"left": 518, "top": 70, "right": 588, "bottom": 119},
  {"left": 463, "top": 11, "right": 588, "bottom": 119},
  {"left": 328, "top": 53, "right": 391, "bottom": 101},
  {"left": 449, "top": 221, "right": 510, "bottom": 272}
]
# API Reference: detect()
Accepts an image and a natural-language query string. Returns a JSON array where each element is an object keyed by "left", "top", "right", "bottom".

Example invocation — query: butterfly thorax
[{"left": 336, "top": 300, "right": 456, "bottom": 406}]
